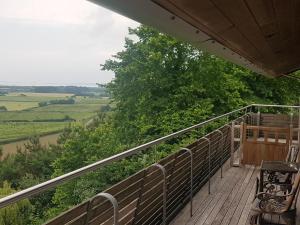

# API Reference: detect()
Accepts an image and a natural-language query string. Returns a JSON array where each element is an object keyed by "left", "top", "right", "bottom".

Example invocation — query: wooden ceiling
[{"left": 152, "top": 0, "right": 300, "bottom": 76}]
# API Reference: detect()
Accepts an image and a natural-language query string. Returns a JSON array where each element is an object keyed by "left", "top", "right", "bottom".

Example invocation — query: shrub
[{"left": 0, "top": 106, "right": 7, "bottom": 112}]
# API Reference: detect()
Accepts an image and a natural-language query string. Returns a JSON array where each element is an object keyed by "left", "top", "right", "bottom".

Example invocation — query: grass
[
  {"left": 0, "top": 92, "right": 73, "bottom": 111},
  {"left": 0, "top": 93, "right": 109, "bottom": 111},
  {"left": 75, "top": 96, "right": 110, "bottom": 104},
  {"left": 0, "top": 104, "right": 102, "bottom": 122},
  {"left": 0, "top": 101, "right": 38, "bottom": 111},
  {"left": 0, "top": 122, "right": 69, "bottom": 143},
  {"left": 0, "top": 93, "right": 111, "bottom": 144}
]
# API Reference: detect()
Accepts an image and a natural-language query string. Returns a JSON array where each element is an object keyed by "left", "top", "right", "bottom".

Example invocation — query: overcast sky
[{"left": 0, "top": 0, "right": 139, "bottom": 86}]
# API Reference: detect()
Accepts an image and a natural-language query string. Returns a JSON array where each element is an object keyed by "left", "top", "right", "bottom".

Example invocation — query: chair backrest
[
  {"left": 286, "top": 145, "right": 299, "bottom": 163},
  {"left": 285, "top": 170, "right": 300, "bottom": 211}
]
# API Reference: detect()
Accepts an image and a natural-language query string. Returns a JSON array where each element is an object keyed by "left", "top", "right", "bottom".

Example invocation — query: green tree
[
  {"left": 49, "top": 25, "right": 300, "bottom": 217},
  {"left": 103, "top": 25, "right": 300, "bottom": 143},
  {"left": 0, "top": 137, "right": 62, "bottom": 223},
  {"left": 0, "top": 181, "right": 32, "bottom": 225}
]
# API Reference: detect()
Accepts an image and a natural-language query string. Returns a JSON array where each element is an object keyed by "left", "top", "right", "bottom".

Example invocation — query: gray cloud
[{"left": 0, "top": 0, "right": 139, "bottom": 86}]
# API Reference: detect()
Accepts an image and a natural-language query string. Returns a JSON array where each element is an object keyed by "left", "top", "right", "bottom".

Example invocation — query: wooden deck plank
[
  {"left": 171, "top": 164, "right": 252, "bottom": 225},
  {"left": 209, "top": 168, "right": 250, "bottom": 225},
  {"left": 201, "top": 168, "right": 248, "bottom": 225},
  {"left": 237, "top": 181, "right": 257, "bottom": 225},
  {"left": 228, "top": 170, "right": 258, "bottom": 225},
  {"left": 169, "top": 162, "right": 232, "bottom": 225},
  {"left": 171, "top": 164, "right": 299, "bottom": 225},
  {"left": 220, "top": 167, "right": 256, "bottom": 225},
  {"left": 198, "top": 167, "right": 251, "bottom": 225}
]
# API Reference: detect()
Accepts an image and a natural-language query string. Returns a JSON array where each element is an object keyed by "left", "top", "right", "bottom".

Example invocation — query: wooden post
[
  {"left": 298, "top": 99, "right": 300, "bottom": 162},
  {"left": 298, "top": 102, "right": 300, "bottom": 147},
  {"left": 289, "top": 124, "right": 293, "bottom": 147}
]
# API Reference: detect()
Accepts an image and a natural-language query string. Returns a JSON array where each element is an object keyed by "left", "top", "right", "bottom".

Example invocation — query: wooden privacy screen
[
  {"left": 260, "top": 114, "right": 299, "bottom": 128},
  {"left": 242, "top": 125, "right": 291, "bottom": 165},
  {"left": 44, "top": 123, "right": 236, "bottom": 225}
]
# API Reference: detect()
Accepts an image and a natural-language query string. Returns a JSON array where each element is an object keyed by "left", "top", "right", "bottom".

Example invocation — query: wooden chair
[
  {"left": 286, "top": 145, "right": 299, "bottom": 163},
  {"left": 250, "top": 170, "right": 300, "bottom": 225}
]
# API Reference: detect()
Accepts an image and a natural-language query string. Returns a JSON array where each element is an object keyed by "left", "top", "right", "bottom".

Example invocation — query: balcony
[{"left": 0, "top": 104, "right": 299, "bottom": 225}]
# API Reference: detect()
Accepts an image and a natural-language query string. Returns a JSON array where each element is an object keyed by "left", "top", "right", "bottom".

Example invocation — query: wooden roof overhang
[{"left": 90, "top": 0, "right": 300, "bottom": 77}]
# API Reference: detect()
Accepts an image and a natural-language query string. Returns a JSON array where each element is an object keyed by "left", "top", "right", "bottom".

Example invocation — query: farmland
[
  {"left": 0, "top": 92, "right": 73, "bottom": 111},
  {"left": 0, "top": 92, "right": 110, "bottom": 144},
  {"left": 0, "top": 122, "right": 67, "bottom": 143}
]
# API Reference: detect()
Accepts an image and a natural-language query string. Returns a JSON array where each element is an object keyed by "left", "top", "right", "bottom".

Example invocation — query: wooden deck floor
[{"left": 170, "top": 164, "right": 300, "bottom": 225}]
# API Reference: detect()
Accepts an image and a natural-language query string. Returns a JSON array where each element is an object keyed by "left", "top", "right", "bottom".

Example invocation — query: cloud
[
  {"left": 0, "top": 0, "right": 99, "bottom": 25},
  {"left": 0, "top": 0, "right": 139, "bottom": 86}
]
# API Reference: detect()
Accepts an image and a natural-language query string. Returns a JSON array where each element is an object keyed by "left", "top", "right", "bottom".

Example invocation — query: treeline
[
  {"left": 33, "top": 86, "right": 108, "bottom": 97},
  {"left": 38, "top": 98, "right": 75, "bottom": 107},
  {"left": 0, "top": 25, "right": 300, "bottom": 224},
  {"left": 0, "top": 85, "right": 109, "bottom": 97},
  {"left": 2, "top": 116, "right": 75, "bottom": 123}
]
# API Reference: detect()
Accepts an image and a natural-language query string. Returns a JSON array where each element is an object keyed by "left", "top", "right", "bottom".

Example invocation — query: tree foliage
[
  {"left": 0, "top": 181, "right": 32, "bottom": 225},
  {"left": 103, "top": 26, "right": 300, "bottom": 142},
  {"left": 0, "top": 137, "right": 62, "bottom": 223}
]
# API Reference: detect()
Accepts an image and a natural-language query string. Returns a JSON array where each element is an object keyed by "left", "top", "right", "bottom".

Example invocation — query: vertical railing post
[
  {"left": 257, "top": 106, "right": 260, "bottom": 126},
  {"left": 230, "top": 121, "right": 235, "bottom": 166},
  {"left": 256, "top": 106, "right": 260, "bottom": 141},
  {"left": 87, "top": 193, "right": 119, "bottom": 225},
  {"left": 290, "top": 112, "right": 294, "bottom": 126},
  {"left": 202, "top": 137, "right": 211, "bottom": 194},
  {"left": 290, "top": 113, "right": 294, "bottom": 147},
  {"left": 244, "top": 107, "right": 248, "bottom": 119},
  {"left": 239, "top": 121, "right": 244, "bottom": 166},
  {"left": 153, "top": 164, "right": 167, "bottom": 225},
  {"left": 180, "top": 148, "right": 193, "bottom": 217},
  {"left": 216, "top": 130, "right": 224, "bottom": 178}
]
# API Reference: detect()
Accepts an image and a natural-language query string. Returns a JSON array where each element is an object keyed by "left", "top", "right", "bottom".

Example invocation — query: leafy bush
[{"left": 0, "top": 181, "right": 32, "bottom": 225}]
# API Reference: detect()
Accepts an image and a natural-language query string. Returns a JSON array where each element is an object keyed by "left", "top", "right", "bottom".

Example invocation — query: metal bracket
[
  {"left": 180, "top": 148, "right": 193, "bottom": 217},
  {"left": 87, "top": 192, "right": 119, "bottom": 225}
]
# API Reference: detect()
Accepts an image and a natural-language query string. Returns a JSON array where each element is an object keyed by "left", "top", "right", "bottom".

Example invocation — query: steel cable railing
[{"left": 0, "top": 104, "right": 299, "bottom": 216}]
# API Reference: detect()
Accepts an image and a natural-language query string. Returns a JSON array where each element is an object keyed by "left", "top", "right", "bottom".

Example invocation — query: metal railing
[{"left": 0, "top": 104, "right": 299, "bottom": 209}]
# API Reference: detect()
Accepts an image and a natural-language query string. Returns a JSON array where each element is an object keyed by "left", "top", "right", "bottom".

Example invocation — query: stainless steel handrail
[
  {"left": 252, "top": 104, "right": 300, "bottom": 109},
  {"left": 0, "top": 105, "right": 251, "bottom": 208},
  {"left": 0, "top": 104, "right": 298, "bottom": 208}
]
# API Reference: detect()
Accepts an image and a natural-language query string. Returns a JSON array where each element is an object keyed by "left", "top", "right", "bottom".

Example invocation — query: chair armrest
[{"left": 255, "top": 191, "right": 293, "bottom": 201}]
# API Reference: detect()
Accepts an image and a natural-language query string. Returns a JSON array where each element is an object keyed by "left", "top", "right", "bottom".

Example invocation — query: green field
[
  {"left": 0, "top": 104, "right": 103, "bottom": 122},
  {"left": 0, "top": 122, "right": 69, "bottom": 143},
  {"left": 0, "top": 93, "right": 110, "bottom": 144},
  {"left": 0, "top": 92, "right": 74, "bottom": 111}
]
